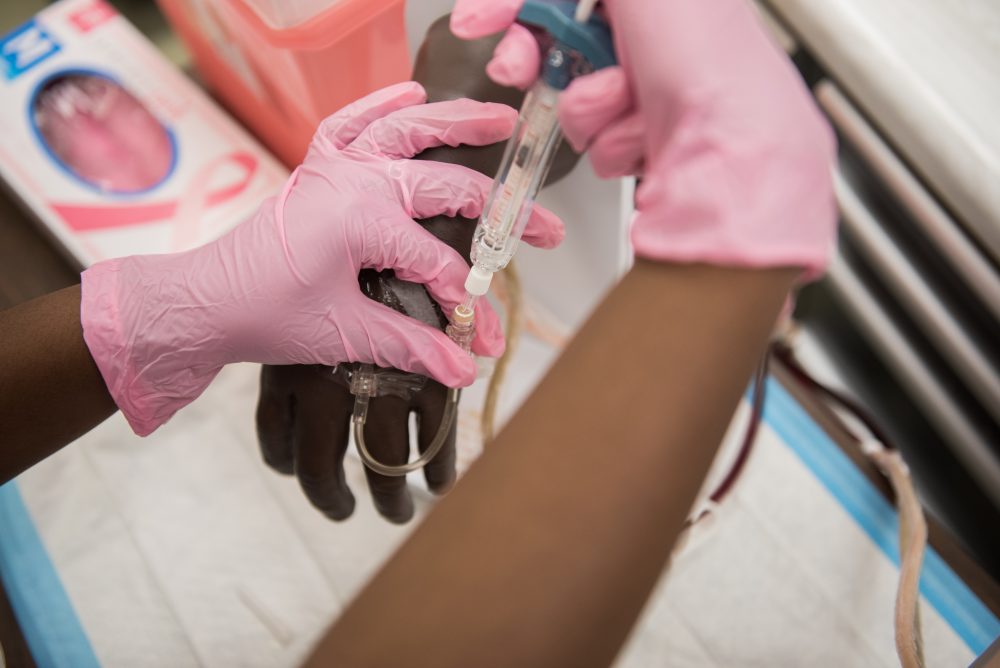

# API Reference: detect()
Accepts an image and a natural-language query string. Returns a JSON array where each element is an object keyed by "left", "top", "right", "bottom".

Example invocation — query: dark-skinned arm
[
  {"left": 0, "top": 285, "right": 116, "bottom": 483},
  {"left": 305, "top": 262, "right": 796, "bottom": 666}
]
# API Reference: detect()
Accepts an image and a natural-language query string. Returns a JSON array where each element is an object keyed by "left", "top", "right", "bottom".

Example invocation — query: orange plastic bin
[{"left": 155, "top": 0, "right": 411, "bottom": 166}]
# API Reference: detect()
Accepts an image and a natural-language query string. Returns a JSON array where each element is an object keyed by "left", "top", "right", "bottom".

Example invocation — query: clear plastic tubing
[{"left": 351, "top": 363, "right": 460, "bottom": 477}]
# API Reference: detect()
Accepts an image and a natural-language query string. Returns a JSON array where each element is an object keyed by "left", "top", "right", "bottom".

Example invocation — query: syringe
[
  {"left": 446, "top": 0, "right": 615, "bottom": 347},
  {"left": 349, "top": 0, "right": 615, "bottom": 479}
]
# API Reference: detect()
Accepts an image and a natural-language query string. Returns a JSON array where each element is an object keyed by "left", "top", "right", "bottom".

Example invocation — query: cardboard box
[{"left": 0, "top": 0, "right": 288, "bottom": 267}]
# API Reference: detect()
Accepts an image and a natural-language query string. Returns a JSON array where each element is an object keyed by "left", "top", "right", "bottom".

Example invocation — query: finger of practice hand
[
  {"left": 255, "top": 365, "right": 296, "bottom": 475},
  {"left": 359, "top": 396, "right": 416, "bottom": 524},
  {"left": 416, "top": 382, "right": 458, "bottom": 494},
  {"left": 293, "top": 382, "right": 356, "bottom": 521}
]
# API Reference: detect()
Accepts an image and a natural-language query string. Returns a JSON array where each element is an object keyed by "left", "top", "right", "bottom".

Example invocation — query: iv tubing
[{"left": 353, "top": 382, "right": 460, "bottom": 477}]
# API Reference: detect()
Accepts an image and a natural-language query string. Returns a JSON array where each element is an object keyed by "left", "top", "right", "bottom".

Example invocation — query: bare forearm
[
  {"left": 307, "top": 261, "right": 796, "bottom": 666},
  {"left": 0, "top": 285, "right": 115, "bottom": 482}
]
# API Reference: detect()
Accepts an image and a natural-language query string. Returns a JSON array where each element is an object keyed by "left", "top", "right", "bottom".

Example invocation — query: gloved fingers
[
  {"left": 255, "top": 365, "right": 295, "bottom": 475},
  {"left": 415, "top": 382, "right": 458, "bottom": 494},
  {"left": 521, "top": 204, "right": 566, "bottom": 250},
  {"left": 399, "top": 161, "right": 565, "bottom": 249},
  {"left": 450, "top": 0, "right": 524, "bottom": 40},
  {"left": 452, "top": 0, "right": 545, "bottom": 90},
  {"left": 485, "top": 23, "right": 541, "bottom": 90},
  {"left": 587, "top": 111, "right": 646, "bottom": 178},
  {"left": 314, "top": 81, "right": 427, "bottom": 151},
  {"left": 350, "top": 299, "right": 480, "bottom": 386},
  {"left": 558, "top": 67, "right": 633, "bottom": 152},
  {"left": 359, "top": 396, "right": 415, "bottom": 524},
  {"left": 293, "top": 379, "right": 356, "bottom": 521},
  {"left": 349, "top": 99, "right": 516, "bottom": 160},
  {"left": 365, "top": 222, "right": 505, "bottom": 357}
]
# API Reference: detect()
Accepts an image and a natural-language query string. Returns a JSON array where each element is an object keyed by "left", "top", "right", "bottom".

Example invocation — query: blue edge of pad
[
  {"left": 0, "top": 377, "right": 996, "bottom": 665},
  {"left": 0, "top": 482, "right": 100, "bottom": 668},
  {"left": 760, "top": 377, "right": 1000, "bottom": 654}
]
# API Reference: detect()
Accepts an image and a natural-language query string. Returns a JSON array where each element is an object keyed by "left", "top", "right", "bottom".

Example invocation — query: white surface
[
  {"left": 766, "top": 0, "right": 1000, "bottom": 263},
  {"left": 14, "top": 356, "right": 980, "bottom": 666},
  {"left": 617, "top": 417, "right": 976, "bottom": 668}
]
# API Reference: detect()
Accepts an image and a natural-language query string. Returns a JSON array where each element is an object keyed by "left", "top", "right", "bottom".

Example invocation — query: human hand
[
  {"left": 256, "top": 326, "right": 459, "bottom": 524},
  {"left": 451, "top": 0, "right": 837, "bottom": 276},
  {"left": 80, "top": 81, "right": 563, "bottom": 436},
  {"left": 254, "top": 16, "right": 578, "bottom": 524},
  {"left": 255, "top": 209, "right": 473, "bottom": 524}
]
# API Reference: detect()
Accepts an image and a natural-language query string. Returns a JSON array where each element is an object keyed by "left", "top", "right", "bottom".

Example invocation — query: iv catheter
[{"left": 350, "top": 0, "right": 616, "bottom": 477}]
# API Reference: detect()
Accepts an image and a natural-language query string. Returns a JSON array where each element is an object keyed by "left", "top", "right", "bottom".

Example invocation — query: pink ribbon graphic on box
[{"left": 51, "top": 151, "right": 259, "bottom": 250}]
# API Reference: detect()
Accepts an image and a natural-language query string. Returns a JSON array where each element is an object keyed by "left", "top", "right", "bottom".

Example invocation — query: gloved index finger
[
  {"left": 558, "top": 66, "right": 633, "bottom": 152},
  {"left": 365, "top": 217, "right": 506, "bottom": 358},
  {"left": 313, "top": 81, "right": 427, "bottom": 151},
  {"left": 348, "top": 99, "right": 517, "bottom": 160},
  {"left": 397, "top": 161, "right": 566, "bottom": 250},
  {"left": 485, "top": 22, "right": 542, "bottom": 90}
]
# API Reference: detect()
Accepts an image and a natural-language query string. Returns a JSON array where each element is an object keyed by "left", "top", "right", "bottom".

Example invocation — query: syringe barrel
[{"left": 471, "top": 81, "right": 562, "bottom": 273}]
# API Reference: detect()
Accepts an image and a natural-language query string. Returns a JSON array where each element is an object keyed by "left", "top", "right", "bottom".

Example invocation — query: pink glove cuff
[{"left": 81, "top": 257, "right": 223, "bottom": 436}]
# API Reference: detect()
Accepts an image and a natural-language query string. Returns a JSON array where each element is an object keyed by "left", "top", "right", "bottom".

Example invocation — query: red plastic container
[{"left": 156, "top": 0, "right": 411, "bottom": 166}]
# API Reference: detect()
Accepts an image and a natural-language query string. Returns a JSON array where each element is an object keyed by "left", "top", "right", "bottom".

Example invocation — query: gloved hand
[
  {"left": 81, "top": 81, "right": 564, "bottom": 437},
  {"left": 451, "top": 0, "right": 837, "bottom": 276}
]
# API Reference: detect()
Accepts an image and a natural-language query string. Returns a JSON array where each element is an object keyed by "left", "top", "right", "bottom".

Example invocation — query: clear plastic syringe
[
  {"left": 448, "top": 78, "right": 564, "bottom": 326},
  {"left": 446, "top": 0, "right": 615, "bottom": 348},
  {"left": 351, "top": 1, "right": 614, "bottom": 479}
]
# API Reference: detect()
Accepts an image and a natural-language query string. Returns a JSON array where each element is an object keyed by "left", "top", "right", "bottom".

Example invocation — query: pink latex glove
[
  {"left": 451, "top": 0, "right": 837, "bottom": 277},
  {"left": 81, "top": 81, "right": 564, "bottom": 436}
]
